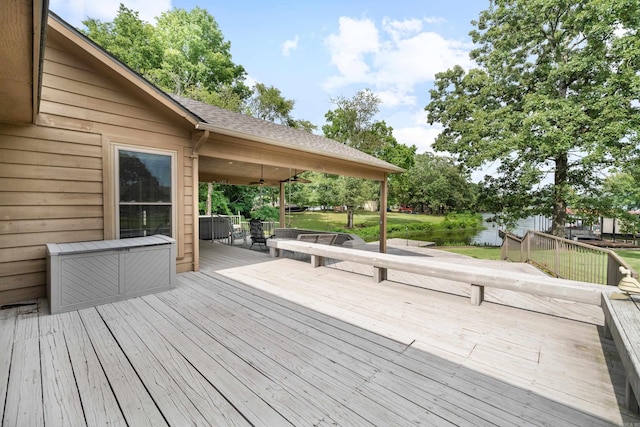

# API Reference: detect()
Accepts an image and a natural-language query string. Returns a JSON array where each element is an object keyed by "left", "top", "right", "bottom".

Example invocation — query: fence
[{"left": 501, "top": 230, "right": 636, "bottom": 286}]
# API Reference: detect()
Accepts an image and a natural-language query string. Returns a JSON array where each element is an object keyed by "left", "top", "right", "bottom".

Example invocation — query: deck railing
[
  {"left": 501, "top": 230, "right": 636, "bottom": 285},
  {"left": 237, "top": 220, "right": 277, "bottom": 237}
]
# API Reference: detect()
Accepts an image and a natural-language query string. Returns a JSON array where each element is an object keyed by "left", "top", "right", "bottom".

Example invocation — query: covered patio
[{"left": 2, "top": 241, "right": 638, "bottom": 426}]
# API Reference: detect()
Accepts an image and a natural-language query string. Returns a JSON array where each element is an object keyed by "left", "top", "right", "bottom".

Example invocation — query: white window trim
[{"left": 113, "top": 144, "right": 177, "bottom": 239}]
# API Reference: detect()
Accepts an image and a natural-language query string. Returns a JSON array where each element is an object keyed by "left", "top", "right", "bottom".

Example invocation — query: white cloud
[
  {"left": 282, "top": 35, "right": 299, "bottom": 57},
  {"left": 375, "top": 90, "right": 417, "bottom": 108},
  {"left": 393, "top": 125, "right": 442, "bottom": 154},
  {"left": 244, "top": 75, "right": 259, "bottom": 89},
  {"left": 323, "top": 16, "right": 473, "bottom": 106},
  {"left": 324, "top": 17, "right": 380, "bottom": 88},
  {"left": 50, "top": 0, "right": 171, "bottom": 26}
]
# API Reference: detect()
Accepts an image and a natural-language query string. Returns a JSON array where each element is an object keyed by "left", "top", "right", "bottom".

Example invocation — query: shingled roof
[{"left": 171, "top": 95, "right": 405, "bottom": 173}]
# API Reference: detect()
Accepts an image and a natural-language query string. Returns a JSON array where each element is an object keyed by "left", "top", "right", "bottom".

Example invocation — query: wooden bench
[
  {"left": 602, "top": 294, "right": 640, "bottom": 413},
  {"left": 268, "top": 238, "right": 640, "bottom": 413},
  {"left": 296, "top": 234, "right": 337, "bottom": 267},
  {"left": 296, "top": 233, "right": 338, "bottom": 245},
  {"left": 266, "top": 239, "right": 608, "bottom": 306}
]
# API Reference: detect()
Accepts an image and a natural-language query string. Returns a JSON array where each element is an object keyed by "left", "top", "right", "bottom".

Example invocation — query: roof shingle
[{"left": 171, "top": 94, "right": 404, "bottom": 173}]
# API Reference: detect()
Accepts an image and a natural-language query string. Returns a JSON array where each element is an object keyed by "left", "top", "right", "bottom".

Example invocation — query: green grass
[
  {"left": 283, "top": 211, "right": 444, "bottom": 230},
  {"left": 614, "top": 250, "right": 640, "bottom": 273},
  {"left": 436, "top": 247, "right": 502, "bottom": 260},
  {"left": 280, "top": 210, "right": 482, "bottom": 243}
]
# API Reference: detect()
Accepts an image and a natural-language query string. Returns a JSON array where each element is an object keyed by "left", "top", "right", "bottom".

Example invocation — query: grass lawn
[
  {"left": 614, "top": 250, "right": 640, "bottom": 273},
  {"left": 284, "top": 211, "right": 444, "bottom": 231},
  {"left": 436, "top": 246, "right": 502, "bottom": 260}
]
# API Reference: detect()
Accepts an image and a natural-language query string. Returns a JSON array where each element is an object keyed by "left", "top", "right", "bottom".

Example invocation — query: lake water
[
  {"left": 470, "top": 214, "right": 552, "bottom": 246},
  {"left": 415, "top": 214, "right": 551, "bottom": 247}
]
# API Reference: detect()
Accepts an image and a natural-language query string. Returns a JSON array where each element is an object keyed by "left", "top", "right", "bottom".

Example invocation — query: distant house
[{"left": 0, "top": 2, "right": 403, "bottom": 304}]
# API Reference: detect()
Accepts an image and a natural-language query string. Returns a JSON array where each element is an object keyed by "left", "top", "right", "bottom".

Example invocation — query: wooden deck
[{"left": 1, "top": 241, "right": 639, "bottom": 425}]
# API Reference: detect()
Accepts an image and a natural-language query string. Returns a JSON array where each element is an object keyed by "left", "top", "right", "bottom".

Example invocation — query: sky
[{"left": 49, "top": 0, "right": 488, "bottom": 155}]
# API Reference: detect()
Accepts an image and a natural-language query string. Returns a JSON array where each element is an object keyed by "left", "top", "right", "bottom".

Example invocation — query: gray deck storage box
[{"left": 47, "top": 235, "right": 176, "bottom": 314}]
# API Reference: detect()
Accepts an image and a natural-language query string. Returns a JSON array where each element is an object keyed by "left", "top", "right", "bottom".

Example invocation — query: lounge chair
[{"left": 249, "top": 219, "right": 269, "bottom": 250}]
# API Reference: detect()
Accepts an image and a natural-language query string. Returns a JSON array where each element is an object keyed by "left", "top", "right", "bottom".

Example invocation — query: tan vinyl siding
[
  {"left": 0, "top": 30, "right": 195, "bottom": 304},
  {"left": 0, "top": 125, "right": 104, "bottom": 302}
]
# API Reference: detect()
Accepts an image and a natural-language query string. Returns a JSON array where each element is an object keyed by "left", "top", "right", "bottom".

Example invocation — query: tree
[
  {"left": 403, "top": 154, "right": 477, "bottom": 214},
  {"left": 83, "top": 5, "right": 250, "bottom": 102},
  {"left": 83, "top": 5, "right": 162, "bottom": 76},
  {"left": 426, "top": 0, "right": 640, "bottom": 237},
  {"left": 323, "top": 89, "right": 416, "bottom": 227},
  {"left": 151, "top": 7, "right": 248, "bottom": 96},
  {"left": 246, "top": 83, "right": 295, "bottom": 124}
]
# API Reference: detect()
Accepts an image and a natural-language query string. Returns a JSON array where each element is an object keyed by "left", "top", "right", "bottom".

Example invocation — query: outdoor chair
[{"left": 249, "top": 219, "right": 269, "bottom": 250}]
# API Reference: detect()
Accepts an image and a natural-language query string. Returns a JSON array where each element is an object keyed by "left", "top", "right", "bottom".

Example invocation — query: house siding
[{"left": 0, "top": 29, "right": 195, "bottom": 304}]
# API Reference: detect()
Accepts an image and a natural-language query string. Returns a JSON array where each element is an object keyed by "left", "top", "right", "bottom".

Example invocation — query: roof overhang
[
  {"left": 196, "top": 126, "right": 398, "bottom": 184},
  {"left": 195, "top": 123, "right": 404, "bottom": 184},
  {"left": 0, "top": 0, "right": 48, "bottom": 125}
]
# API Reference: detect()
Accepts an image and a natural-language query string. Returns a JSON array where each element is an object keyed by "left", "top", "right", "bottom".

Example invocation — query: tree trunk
[
  {"left": 346, "top": 206, "right": 354, "bottom": 229},
  {"left": 551, "top": 153, "right": 568, "bottom": 237}
]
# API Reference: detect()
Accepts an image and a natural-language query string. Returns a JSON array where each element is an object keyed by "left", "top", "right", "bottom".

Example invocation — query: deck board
[
  {"left": 61, "top": 311, "right": 128, "bottom": 427},
  {"left": 199, "top": 270, "right": 602, "bottom": 426},
  {"left": 78, "top": 308, "right": 168, "bottom": 427},
  {"left": 180, "top": 274, "right": 529, "bottom": 426},
  {"left": 3, "top": 304, "right": 43, "bottom": 426},
  {"left": 0, "top": 307, "right": 17, "bottom": 424},
  {"left": 2, "top": 241, "right": 639, "bottom": 426}
]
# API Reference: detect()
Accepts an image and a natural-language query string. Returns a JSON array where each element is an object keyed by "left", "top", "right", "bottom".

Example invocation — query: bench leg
[
  {"left": 269, "top": 247, "right": 277, "bottom": 258},
  {"left": 603, "top": 319, "right": 612, "bottom": 340},
  {"left": 311, "top": 255, "right": 323, "bottom": 268},
  {"left": 373, "top": 267, "right": 387, "bottom": 283},
  {"left": 470, "top": 284, "right": 484, "bottom": 306},
  {"left": 627, "top": 379, "right": 640, "bottom": 413}
]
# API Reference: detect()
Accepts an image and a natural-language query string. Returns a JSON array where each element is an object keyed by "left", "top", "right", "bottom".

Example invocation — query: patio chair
[
  {"left": 229, "top": 220, "right": 247, "bottom": 245},
  {"left": 249, "top": 219, "right": 269, "bottom": 250}
]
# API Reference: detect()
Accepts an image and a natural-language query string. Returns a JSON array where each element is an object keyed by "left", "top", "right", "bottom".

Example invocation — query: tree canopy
[
  {"left": 83, "top": 4, "right": 249, "bottom": 103},
  {"left": 401, "top": 153, "right": 477, "bottom": 214},
  {"left": 425, "top": 0, "right": 640, "bottom": 236},
  {"left": 322, "top": 89, "right": 416, "bottom": 226}
]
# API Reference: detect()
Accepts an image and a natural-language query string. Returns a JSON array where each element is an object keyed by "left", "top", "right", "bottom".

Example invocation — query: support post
[
  {"left": 311, "top": 255, "right": 323, "bottom": 268},
  {"left": 470, "top": 284, "right": 484, "bottom": 305},
  {"left": 626, "top": 381, "right": 639, "bottom": 414},
  {"left": 279, "top": 181, "right": 286, "bottom": 228},
  {"left": 190, "top": 131, "right": 208, "bottom": 272},
  {"left": 373, "top": 266, "right": 387, "bottom": 283},
  {"left": 377, "top": 175, "right": 388, "bottom": 281}
]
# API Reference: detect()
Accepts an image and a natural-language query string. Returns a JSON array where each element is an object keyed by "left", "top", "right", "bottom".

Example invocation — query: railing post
[{"left": 554, "top": 239, "right": 560, "bottom": 277}]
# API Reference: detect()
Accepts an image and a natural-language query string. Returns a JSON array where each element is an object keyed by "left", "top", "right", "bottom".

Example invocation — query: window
[{"left": 116, "top": 147, "right": 176, "bottom": 239}]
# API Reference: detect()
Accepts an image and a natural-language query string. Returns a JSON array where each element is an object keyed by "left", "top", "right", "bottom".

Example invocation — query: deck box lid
[{"left": 46, "top": 235, "right": 175, "bottom": 256}]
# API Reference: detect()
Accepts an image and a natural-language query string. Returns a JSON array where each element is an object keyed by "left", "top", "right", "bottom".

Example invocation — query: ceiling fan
[
  {"left": 280, "top": 169, "right": 311, "bottom": 184},
  {"left": 249, "top": 165, "right": 265, "bottom": 185}
]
